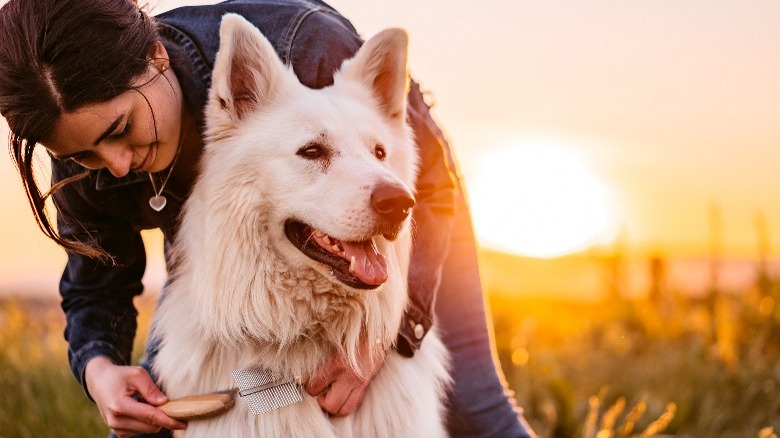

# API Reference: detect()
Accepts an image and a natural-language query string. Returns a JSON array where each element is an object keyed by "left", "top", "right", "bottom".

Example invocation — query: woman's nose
[{"left": 101, "top": 144, "right": 134, "bottom": 177}]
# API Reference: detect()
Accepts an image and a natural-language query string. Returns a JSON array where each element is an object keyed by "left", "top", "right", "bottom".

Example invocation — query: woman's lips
[{"left": 132, "top": 143, "right": 157, "bottom": 173}]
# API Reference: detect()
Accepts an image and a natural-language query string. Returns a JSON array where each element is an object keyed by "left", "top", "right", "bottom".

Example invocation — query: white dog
[{"left": 152, "top": 14, "right": 450, "bottom": 438}]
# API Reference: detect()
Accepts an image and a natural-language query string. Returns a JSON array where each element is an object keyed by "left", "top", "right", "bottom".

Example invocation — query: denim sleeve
[
  {"left": 287, "top": 8, "right": 361, "bottom": 89},
  {"left": 290, "top": 13, "right": 459, "bottom": 357},
  {"left": 397, "top": 81, "right": 458, "bottom": 356},
  {"left": 53, "top": 164, "right": 146, "bottom": 400}
]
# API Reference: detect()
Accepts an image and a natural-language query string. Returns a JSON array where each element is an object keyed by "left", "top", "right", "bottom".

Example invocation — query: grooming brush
[
  {"left": 158, "top": 366, "right": 302, "bottom": 420},
  {"left": 159, "top": 392, "right": 236, "bottom": 420}
]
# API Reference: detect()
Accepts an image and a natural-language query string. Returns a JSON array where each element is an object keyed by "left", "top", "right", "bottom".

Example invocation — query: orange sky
[
  {"left": 1, "top": 0, "right": 780, "bottom": 293},
  {"left": 326, "top": 0, "right": 780, "bottom": 258}
]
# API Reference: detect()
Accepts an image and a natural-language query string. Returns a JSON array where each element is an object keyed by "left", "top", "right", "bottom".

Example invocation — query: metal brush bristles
[{"left": 231, "top": 366, "right": 302, "bottom": 415}]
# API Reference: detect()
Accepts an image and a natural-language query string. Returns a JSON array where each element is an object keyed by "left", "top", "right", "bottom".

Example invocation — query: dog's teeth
[
  {"left": 331, "top": 245, "right": 341, "bottom": 253},
  {"left": 323, "top": 235, "right": 331, "bottom": 244},
  {"left": 349, "top": 256, "right": 356, "bottom": 273}
]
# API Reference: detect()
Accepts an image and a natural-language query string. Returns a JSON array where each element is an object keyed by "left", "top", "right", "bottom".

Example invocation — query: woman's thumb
[{"left": 131, "top": 369, "right": 169, "bottom": 406}]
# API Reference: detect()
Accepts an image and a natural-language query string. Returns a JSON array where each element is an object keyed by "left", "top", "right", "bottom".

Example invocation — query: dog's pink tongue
[{"left": 343, "top": 240, "right": 388, "bottom": 286}]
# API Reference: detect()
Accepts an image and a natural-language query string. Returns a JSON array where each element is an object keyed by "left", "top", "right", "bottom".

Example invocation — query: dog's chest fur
[{"left": 152, "top": 14, "right": 450, "bottom": 438}]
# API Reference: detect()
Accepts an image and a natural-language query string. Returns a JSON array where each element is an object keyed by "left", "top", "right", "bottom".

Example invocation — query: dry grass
[
  {"left": 0, "top": 295, "right": 155, "bottom": 437},
  {"left": 1, "top": 275, "right": 779, "bottom": 436},
  {"left": 490, "top": 278, "right": 780, "bottom": 437}
]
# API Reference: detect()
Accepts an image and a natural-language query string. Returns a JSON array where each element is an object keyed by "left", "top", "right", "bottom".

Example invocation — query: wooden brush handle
[{"left": 159, "top": 393, "right": 235, "bottom": 420}]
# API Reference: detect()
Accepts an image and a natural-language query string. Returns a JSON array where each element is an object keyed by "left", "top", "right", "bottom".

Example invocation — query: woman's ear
[{"left": 147, "top": 41, "right": 170, "bottom": 70}]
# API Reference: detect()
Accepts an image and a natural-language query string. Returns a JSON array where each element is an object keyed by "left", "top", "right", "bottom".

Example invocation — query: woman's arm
[
  {"left": 52, "top": 161, "right": 185, "bottom": 436},
  {"left": 53, "top": 165, "right": 146, "bottom": 393},
  {"left": 396, "top": 79, "right": 458, "bottom": 357}
]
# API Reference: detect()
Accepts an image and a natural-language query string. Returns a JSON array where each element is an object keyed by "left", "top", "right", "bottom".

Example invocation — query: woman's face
[{"left": 44, "top": 46, "right": 183, "bottom": 177}]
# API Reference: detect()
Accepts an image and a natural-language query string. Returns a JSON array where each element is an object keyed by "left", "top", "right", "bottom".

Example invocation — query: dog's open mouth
[{"left": 284, "top": 220, "right": 388, "bottom": 290}]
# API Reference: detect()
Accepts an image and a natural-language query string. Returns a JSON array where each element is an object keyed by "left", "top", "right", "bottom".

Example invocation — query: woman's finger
[
  {"left": 110, "top": 416, "right": 164, "bottom": 437},
  {"left": 119, "top": 397, "right": 187, "bottom": 431},
  {"left": 127, "top": 367, "right": 169, "bottom": 407},
  {"left": 122, "top": 366, "right": 187, "bottom": 430},
  {"left": 306, "top": 371, "right": 332, "bottom": 397},
  {"left": 318, "top": 379, "right": 352, "bottom": 415},
  {"left": 335, "top": 386, "right": 368, "bottom": 416},
  {"left": 106, "top": 402, "right": 166, "bottom": 436},
  {"left": 306, "top": 354, "right": 341, "bottom": 396}
]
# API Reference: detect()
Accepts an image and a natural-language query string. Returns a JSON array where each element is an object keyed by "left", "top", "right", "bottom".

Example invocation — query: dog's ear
[
  {"left": 341, "top": 29, "right": 409, "bottom": 122},
  {"left": 210, "top": 14, "right": 285, "bottom": 121}
]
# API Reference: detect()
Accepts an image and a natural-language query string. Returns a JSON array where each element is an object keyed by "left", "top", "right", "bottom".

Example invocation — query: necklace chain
[
  {"left": 148, "top": 143, "right": 181, "bottom": 198},
  {"left": 147, "top": 114, "right": 189, "bottom": 212}
]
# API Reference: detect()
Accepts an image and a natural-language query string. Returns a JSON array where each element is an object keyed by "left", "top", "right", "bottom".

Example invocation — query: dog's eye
[
  {"left": 374, "top": 145, "right": 386, "bottom": 161},
  {"left": 297, "top": 144, "right": 326, "bottom": 159}
]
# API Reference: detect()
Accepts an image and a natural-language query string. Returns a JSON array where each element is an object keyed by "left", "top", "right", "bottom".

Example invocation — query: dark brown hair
[{"left": 0, "top": 0, "right": 159, "bottom": 259}]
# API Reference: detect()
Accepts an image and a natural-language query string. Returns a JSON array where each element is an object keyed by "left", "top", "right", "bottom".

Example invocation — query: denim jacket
[{"left": 52, "top": 0, "right": 458, "bottom": 396}]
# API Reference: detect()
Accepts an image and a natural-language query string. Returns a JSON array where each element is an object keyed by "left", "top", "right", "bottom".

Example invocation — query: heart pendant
[{"left": 149, "top": 195, "right": 167, "bottom": 212}]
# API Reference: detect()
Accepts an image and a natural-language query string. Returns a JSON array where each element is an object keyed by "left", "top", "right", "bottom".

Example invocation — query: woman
[{"left": 0, "top": 0, "right": 534, "bottom": 437}]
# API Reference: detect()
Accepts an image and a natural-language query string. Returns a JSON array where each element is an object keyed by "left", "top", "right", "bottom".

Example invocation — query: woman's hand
[
  {"left": 305, "top": 338, "right": 386, "bottom": 416},
  {"left": 85, "top": 356, "right": 187, "bottom": 437}
]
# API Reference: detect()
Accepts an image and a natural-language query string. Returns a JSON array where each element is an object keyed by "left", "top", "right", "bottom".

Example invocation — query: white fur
[{"left": 152, "top": 15, "right": 450, "bottom": 438}]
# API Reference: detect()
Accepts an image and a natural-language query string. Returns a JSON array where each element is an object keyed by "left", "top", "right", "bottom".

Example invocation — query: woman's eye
[
  {"left": 297, "top": 144, "right": 326, "bottom": 159},
  {"left": 108, "top": 121, "right": 131, "bottom": 140},
  {"left": 374, "top": 145, "right": 386, "bottom": 160}
]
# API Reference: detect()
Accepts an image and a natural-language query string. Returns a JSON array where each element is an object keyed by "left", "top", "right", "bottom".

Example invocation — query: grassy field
[
  {"left": 0, "top": 295, "right": 156, "bottom": 437},
  {"left": 0, "top": 298, "right": 107, "bottom": 437},
  {"left": 1, "top": 277, "right": 779, "bottom": 437},
  {"left": 489, "top": 281, "right": 780, "bottom": 437}
]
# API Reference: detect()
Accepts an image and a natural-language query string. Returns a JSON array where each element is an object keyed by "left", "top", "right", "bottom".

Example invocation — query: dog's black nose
[{"left": 371, "top": 182, "right": 416, "bottom": 223}]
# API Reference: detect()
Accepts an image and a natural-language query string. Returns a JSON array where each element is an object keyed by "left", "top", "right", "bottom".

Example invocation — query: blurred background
[{"left": 1, "top": 0, "right": 779, "bottom": 436}]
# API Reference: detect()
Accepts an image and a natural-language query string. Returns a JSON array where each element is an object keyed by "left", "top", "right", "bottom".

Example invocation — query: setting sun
[{"left": 466, "top": 141, "right": 617, "bottom": 258}]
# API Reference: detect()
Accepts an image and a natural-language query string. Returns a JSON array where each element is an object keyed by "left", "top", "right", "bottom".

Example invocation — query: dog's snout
[{"left": 371, "top": 183, "right": 415, "bottom": 223}]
